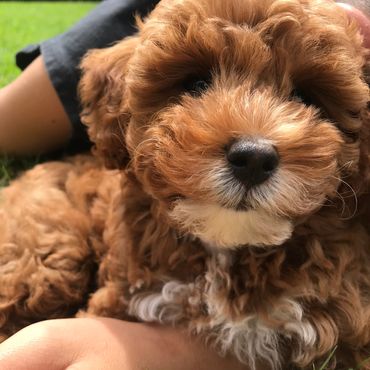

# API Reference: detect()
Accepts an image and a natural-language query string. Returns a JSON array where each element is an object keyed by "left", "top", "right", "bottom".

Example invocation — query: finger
[{"left": 337, "top": 2, "right": 370, "bottom": 48}]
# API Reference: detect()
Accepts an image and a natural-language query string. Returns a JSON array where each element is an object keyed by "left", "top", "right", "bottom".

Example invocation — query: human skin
[
  {"left": 0, "top": 318, "right": 247, "bottom": 370},
  {"left": 0, "top": 56, "right": 72, "bottom": 155},
  {"left": 337, "top": 1, "right": 370, "bottom": 48},
  {"left": 0, "top": 2, "right": 368, "bottom": 370}
]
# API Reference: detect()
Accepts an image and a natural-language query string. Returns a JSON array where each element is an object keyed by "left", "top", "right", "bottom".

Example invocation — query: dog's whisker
[{"left": 330, "top": 175, "right": 358, "bottom": 220}]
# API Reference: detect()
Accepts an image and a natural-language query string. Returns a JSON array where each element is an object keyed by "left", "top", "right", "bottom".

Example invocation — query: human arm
[{"left": 0, "top": 318, "right": 247, "bottom": 370}]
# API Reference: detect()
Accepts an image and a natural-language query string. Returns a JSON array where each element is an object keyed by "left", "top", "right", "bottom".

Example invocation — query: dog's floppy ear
[{"left": 79, "top": 36, "right": 139, "bottom": 169}]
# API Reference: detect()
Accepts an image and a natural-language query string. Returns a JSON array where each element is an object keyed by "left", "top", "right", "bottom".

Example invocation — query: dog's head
[{"left": 80, "top": 0, "right": 369, "bottom": 249}]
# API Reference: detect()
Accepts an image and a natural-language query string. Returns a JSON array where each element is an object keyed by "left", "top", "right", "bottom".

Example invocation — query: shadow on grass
[
  {"left": 312, "top": 346, "right": 370, "bottom": 370},
  {"left": 0, "top": 155, "right": 40, "bottom": 187}
]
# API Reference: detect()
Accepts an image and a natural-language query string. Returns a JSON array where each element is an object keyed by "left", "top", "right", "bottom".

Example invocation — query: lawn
[{"left": 0, "top": 1, "right": 97, "bottom": 87}]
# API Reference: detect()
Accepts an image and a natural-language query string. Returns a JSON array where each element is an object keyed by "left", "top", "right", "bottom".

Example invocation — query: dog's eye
[
  {"left": 291, "top": 88, "right": 316, "bottom": 107},
  {"left": 182, "top": 74, "right": 212, "bottom": 96}
]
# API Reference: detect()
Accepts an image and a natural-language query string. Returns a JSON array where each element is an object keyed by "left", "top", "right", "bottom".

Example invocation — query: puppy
[{"left": 0, "top": 0, "right": 369, "bottom": 368}]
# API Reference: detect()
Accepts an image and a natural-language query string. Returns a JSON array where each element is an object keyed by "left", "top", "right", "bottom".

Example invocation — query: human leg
[{"left": 0, "top": 56, "right": 72, "bottom": 155}]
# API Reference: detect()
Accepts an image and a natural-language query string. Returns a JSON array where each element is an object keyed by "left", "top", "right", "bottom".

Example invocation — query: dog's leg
[
  {"left": 0, "top": 157, "right": 110, "bottom": 340},
  {"left": 83, "top": 189, "right": 133, "bottom": 320}
]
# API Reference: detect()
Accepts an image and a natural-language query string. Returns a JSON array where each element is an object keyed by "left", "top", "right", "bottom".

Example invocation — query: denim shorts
[{"left": 16, "top": 0, "right": 159, "bottom": 151}]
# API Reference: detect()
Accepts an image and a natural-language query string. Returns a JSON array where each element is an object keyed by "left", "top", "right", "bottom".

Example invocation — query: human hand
[
  {"left": 0, "top": 318, "right": 247, "bottom": 370},
  {"left": 337, "top": 1, "right": 370, "bottom": 48}
]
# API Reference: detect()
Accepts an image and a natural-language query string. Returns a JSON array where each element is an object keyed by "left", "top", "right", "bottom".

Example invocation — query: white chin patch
[{"left": 170, "top": 201, "right": 293, "bottom": 248}]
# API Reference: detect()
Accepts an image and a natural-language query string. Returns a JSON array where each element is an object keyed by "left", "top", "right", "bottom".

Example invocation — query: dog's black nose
[{"left": 226, "top": 138, "right": 279, "bottom": 186}]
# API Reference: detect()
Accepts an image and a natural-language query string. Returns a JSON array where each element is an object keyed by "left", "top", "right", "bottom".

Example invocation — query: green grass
[
  {"left": 0, "top": 1, "right": 97, "bottom": 87},
  {"left": 312, "top": 347, "right": 370, "bottom": 370}
]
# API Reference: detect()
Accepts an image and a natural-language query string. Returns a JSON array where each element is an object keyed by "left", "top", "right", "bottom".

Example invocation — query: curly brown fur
[{"left": 0, "top": 0, "right": 369, "bottom": 368}]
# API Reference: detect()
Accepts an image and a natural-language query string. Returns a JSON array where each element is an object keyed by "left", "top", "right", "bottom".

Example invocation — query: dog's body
[{"left": 0, "top": 0, "right": 370, "bottom": 368}]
